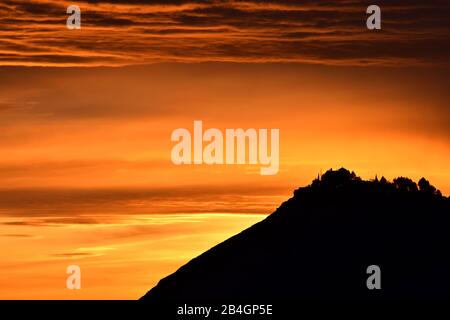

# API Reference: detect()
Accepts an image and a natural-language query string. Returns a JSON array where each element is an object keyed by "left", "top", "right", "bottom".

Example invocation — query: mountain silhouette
[{"left": 141, "top": 168, "right": 450, "bottom": 302}]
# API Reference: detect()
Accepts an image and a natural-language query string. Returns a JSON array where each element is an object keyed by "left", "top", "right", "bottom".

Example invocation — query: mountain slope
[{"left": 141, "top": 168, "right": 450, "bottom": 301}]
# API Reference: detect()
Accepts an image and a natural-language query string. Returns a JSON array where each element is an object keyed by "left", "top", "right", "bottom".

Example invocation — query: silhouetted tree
[
  {"left": 320, "top": 168, "right": 359, "bottom": 188},
  {"left": 418, "top": 177, "right": 437, "bottom": 194},
  {"left": 393, "top": 177, "right": 418, "bottom": 192}
]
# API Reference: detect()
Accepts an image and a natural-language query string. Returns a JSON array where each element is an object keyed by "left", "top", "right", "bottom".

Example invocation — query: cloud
[
  {"left": 1, "top": 233, "right": 36, "bottom": 238},
  {"left": 0, "top": 184, "right": 288, "bottom": 217},
  {"left": 50, "top": 246, "right": 116, "bottom": 258},
  {"left": 0, "top": 0, "right": 448, "bottom": 66},
  {"left": 49, "top": 252, "right": 94, "bottom": 257},
  {"left": 2, "top": 217, "right": 102, "bottom": 226}
]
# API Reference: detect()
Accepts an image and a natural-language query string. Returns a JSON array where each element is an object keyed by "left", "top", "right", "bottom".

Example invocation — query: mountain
[{"left": 141, "top": 168, "right": 450, "bottom": 302}]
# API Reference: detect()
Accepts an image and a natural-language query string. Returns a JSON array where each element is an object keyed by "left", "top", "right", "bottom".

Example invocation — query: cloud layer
[
  {"left": 0, "top": 185, "right": 288, "bottom": 217},
  {"left": 0, "top": 0, "right": 449, "bottom": 66}
]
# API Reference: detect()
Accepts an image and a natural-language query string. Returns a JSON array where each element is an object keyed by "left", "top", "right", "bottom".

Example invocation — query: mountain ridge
[{"left": 141, "top": 168, "right": 450, "bottom": 302}]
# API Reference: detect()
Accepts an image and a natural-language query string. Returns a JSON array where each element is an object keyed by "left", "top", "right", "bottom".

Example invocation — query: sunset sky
[{"left": 0, "top": 0, "right": 449, "bottom": 299}]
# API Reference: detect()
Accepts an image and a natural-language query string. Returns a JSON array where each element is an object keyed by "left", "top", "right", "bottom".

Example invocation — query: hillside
[{"left": 141, "top": 168, "right": 450, "bottom": 302}]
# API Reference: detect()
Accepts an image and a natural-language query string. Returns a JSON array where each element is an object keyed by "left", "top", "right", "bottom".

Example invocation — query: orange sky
[
  {"left": 0, "top": 0, "right": 449, "bottom": 299},
  {"left": 0, "top": 213, "right": 266, "bottom": 299},
  {"left": 1, "top": 64, "right": 448, "bottom": 193},
  {"left": 1, "top": 63, "right": 448, "bottom": 299}
]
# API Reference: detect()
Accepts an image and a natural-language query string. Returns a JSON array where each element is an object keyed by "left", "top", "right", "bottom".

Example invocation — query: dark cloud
[
  {"left": 2, "top": 217, "right": 101, "bottom": 226},
  {"left": 1, "top": 234, "right": 35, "bottom": 238},
  {"left": 0, "top": 0, "right": 448, "bottom": 66},
  {"left": 50, "top": 252, "right": 96, "bottom": 258}
]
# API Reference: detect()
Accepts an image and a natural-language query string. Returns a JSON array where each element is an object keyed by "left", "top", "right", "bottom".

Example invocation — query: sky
[
  {"left": 0, "top": 0, "right": 449, "bottom": 66},
  {"left": 0, "top": 0, "right": 449, "bottom": 299}
]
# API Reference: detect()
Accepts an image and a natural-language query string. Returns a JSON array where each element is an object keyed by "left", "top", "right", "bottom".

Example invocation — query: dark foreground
[{"left": 142, "top": 169, "right": 450, "bottom": 304}]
